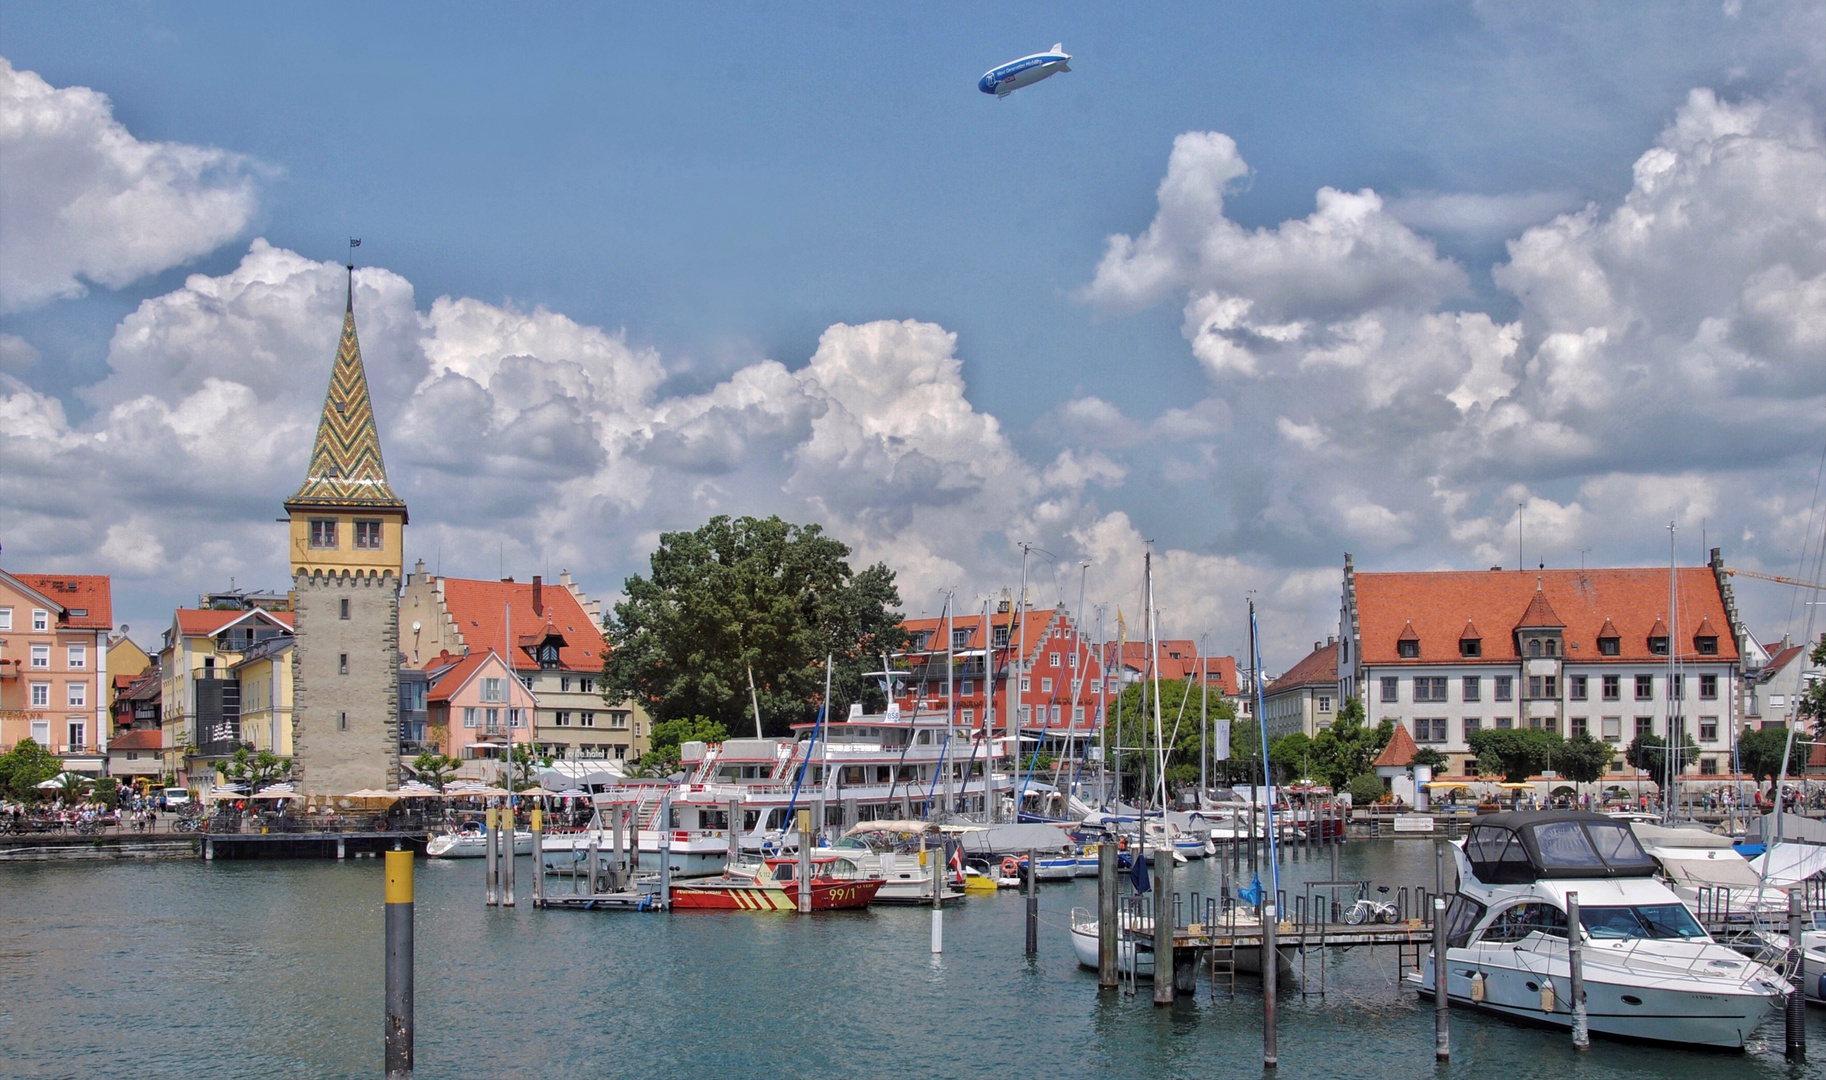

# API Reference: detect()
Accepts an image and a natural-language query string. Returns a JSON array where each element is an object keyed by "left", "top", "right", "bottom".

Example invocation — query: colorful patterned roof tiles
[{"left": 286, "top": 280, "right": 407, "bottom": 519}]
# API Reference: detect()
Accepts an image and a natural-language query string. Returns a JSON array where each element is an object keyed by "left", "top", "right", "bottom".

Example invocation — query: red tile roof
[
  {"left": 1269, "top": 641, "right": 1337, "bottom": 692},
  {"left": 1373, "top": 723, "right": 1419, "bottom": 768},
  {"left": 108, "top": 729, "right": 163, "bottom": 751},
  {"left": 439, "top": 577, "right": 605, "bottom": 673},
  {"left": 173, "top": 608, "right": 294, "bottom": 637},
  {"left": 426, "top": 650, "right": 497, "bottom": 703},
  {"left": 1353, "top": 566, "right": 1739, "bottom": 666},
  {"left": 9, "top": 573, "right": 112, "bottom": 629},
  {"left": 1516, "top": 588, "right": 1565, "bottom": 628}
]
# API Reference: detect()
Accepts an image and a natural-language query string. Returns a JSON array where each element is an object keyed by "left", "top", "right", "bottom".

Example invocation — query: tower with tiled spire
[{"left": 284, "top": 266, "right": 406, "bottom": 794}]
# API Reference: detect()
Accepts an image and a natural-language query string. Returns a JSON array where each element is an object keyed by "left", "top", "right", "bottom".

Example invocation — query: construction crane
[{"left": 1724, "top": 567, "right": 1826, "bottom": 591}]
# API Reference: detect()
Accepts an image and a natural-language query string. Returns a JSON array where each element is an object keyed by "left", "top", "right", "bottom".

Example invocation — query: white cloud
[
  {"left": 1387, "top": 190, "right": 1583, "bottom": 237},
  {"left": 0, "top": 57, "right": 259, "bottom": 312}
]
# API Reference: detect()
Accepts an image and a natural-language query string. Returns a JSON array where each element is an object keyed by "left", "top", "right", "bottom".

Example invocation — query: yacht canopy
[{"left": 1463, "top": 811, "right": 1657, "bottom": 884}]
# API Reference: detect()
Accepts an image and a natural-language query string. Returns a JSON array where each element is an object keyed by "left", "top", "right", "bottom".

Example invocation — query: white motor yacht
[
  {"left": 1413, "top": 811, "right": 1789, "bottom": 1050},
  {"left": 426, "top": 821, "right": 534, "bottom": 858}
]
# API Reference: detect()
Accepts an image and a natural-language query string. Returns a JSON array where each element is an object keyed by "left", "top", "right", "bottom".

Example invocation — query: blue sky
[{"left": 2, "top": 3, "right": 1823, "bottom": 665}]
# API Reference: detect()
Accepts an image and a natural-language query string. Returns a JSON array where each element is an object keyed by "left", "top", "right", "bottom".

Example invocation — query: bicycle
[{"left": 1344, "top": 882, "right": 1399, "bottom": 925}]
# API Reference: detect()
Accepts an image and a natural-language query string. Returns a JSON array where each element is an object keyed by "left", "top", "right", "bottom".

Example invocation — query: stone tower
[{"left": 284, "top": 270, "right": 408, "bottom": 795}]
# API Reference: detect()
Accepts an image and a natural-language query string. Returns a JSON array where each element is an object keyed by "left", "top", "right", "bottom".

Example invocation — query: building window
[
  {"left": 1695, "top": 635, "right": 1718, "bottom": 655},
  {"left": 1602, "top": 674, "right": 1620, "bottom": 701},
  {"left": 1699, "top": 717, "right": 1718, "bottom": 742},
  {"left": 1415, "top": 718, "right": 1448, "bottom": 743},
  {"left": 339, "top": 653, "right": 349, "bottom": 675},
  {"left": 338, "top": 598, "right": 350, "bottom": 620},
  {"left": 510, "top": 708, "right": 526, "bottom": 728},
  {"left": 553, "top": 711, "right": 570, "bottom": 727},
  {"left": 1040, "top": 677, "right": 1053, "bottom": 693},
  {"left": 1464, "top": 717, "right": 1481, "bottom": 735},
  {"left": 463, "top": 707, "right": 479, "bottom": 728},
  {"left": 1570, "top": 675, "right": 1588, "bottom": 701},
  {"left": 354, "top": 520, "right": 383, "bottom": 549},
  {"left": 1699, "top": 757, "right": 1719, "bottom": 775},
  {"left": 1570, "top": 716, "right": 1588, "bottom": 738},
  {"left": 992, "top": 627, "right": 1010, "bottom": 648},
  {"left": 0, "top": 607, "right": 10, "bottom": 631},
  {"left": 1074, "top": 705, "right": 1086, "bottom": 722},
  {"left": 68, "top": 721, "right": 85, "bottom": 749},
  {"left": 339, "top": 711, "right": 349, "bottom": 731},
  {"left": 1398, "top": 639, "right": 1419, "bottom": 659},
  {"left": 1635, "top": 716, "right": 1653, "bottom": 738},
  {"left": 1415, "top": 677, "right": 1447, "bottom": 703},
  {"left": 1649, "top": 636, "right": 1669, "bottom": 656},
  {"left": 309, "top": 518, "right": 338, "bottom": 549},
  {"left": 1494, "top": 676, "right": 1513, "bottom": 702},
  {"left": 1460, "top": 639, "right": 1481, "bottom": 658},
  {"left": 1317, "top": 695, "right": 1332, "bottom": 713},
  {"left": 31, "top": 644, "right": 49, "bottom": 668},
  {"left": 614, "top": 745, "right": 626, "bottom": 760},
  {"left": 581, "top": 678, "right": 595, "bottom": 693},
  {"left": 67, "top": 645, "right": 86, "bottom": 669},
  {"left": 1462, "top": 676, "right": 1480, "bottom": 702},
  {"left": 1601, "top": 716, "right": 1621, "bottom": 741},
  {"left": 1671, "top": 677, "right": 1684, "bottom": 700},
  {"left": 519, "top": 675, "right": 534, "bottom": 691},
  {"left": 30, "top": 682, "right": 50, "bottom": 707},
  {"left": 1069, "top": 652, "right": 1079, "bottom": 669},
  {"left": 1380, "top": 677, "right": 1399, "bottom": 703},
  {"left": 961, "top": 680, "right": 974, "bottom": 696},
  {"left": 1699, "top": 674, "right": 1717, "bottom": 700},
  {"left": 1494, "top": 717, "right": 1513, "bottom": 729},
  {"left": 1020, "top": 676, "right": 1030, "bottom": 693},
  {"left": 579, "top": 711, "right": 595, "bottom": 728},
  {"left": 1598, "top": 636, "right": 1619, "bottom": 656},
  {"left": 1545, "top": 639, "right": 1558, "bottom": 657},
  {"left": 1088, "top": 678, "right": 1100, "bottom": 693},
  {"left": 33, "top": 609, "right": 49, "bottom": 631},
  {"left": 1528, "top": 639, "right": 1541, "bottom": 658},
  {"left": 67, "top": 682, "right": 86, "bottom": 707},
  {"left": 1019, "top": 705, "right": 1031, "bottom": 723},
  {"left": 962, "top": 709, "right": 974, "bottom": 723},
  {"left": 483, "top": 678, "right": 513, "bottom": 703},
  {"left": 1048, "top": 652, "right": 1060, "bottom": 668},
  {"left": 608, "top": 711, "right": 629, "bottom": 730},
  {"left": 951, "top": 628, "right": 970, "bottom": 650},
  {"left": 1634, "top": 675, "right": 1653, "bottom": 700},
  {"left": 560, "top": 676, "right": 572, "bottom": 692},
  {"left": 1528, "top": 675, "right": 1558, "bottom": 698}
]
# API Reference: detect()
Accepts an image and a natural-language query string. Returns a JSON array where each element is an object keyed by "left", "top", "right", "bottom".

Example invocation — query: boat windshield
[{"left": 1578, "top": 904, "right": 1707, "bottom": 940}]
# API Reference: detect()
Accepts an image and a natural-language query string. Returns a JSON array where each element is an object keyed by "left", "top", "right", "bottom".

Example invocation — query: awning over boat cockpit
[{"left": 1463, "top": 810, "right": 1658, "bottom": 884}]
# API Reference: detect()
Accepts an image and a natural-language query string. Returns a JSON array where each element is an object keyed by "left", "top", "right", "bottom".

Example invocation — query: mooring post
[
  {"left": 587, "top": 835, "right": 601, "bottom": 895},
  {"left": 1788, "top": 887, "right": 1807, "bottom": 1062},
  {"left": 726, "top": 798, "right": 742, "bottom": 872},
  {"left": 336, "top": 836, "right": 345, "bottom": 861},
  {"left": 1098, "top": 840, "right": 1118, "bottom": 988},
  {"left": 484, "top": 805, "right": 498, "bottom": 906},
  {"left": 204, "top": 837, "right": 214, "bottom": 862},
  {"left": 1433, "top": 896, "right": 1450, "bottom": 1059},
  {"left": 796, "top": 808, "right": 812, "bottom": 915},
  {"left": 384, "top": 848, "right": 415, "bottom": 1080},
  {"left": 611, "top": 805, "right": 625, "bottom": 884},
  {"left": 1567, "top": 891, "right": 1587, "bottom": 1052},
  {"left": 530, "top": 805, "right": 544, "bottom": 907},
  {"left": 501, "top": 801, "right": 516, "bottom": 908},
  {"left": 1153, "top": 848, "right": 1174, "bottom": 1006},
  {"left": 1025, "top": 848, "right": 1039, "bottom": 957},
  {"left": 1262, "top": 901, "right": 1278, "bottom": 1068},
  {"left": 657, "top": 791, "right": 673, "bottom": 912},
  {"left": 930, "top": 843, "right": 944, "bottom": 953}
]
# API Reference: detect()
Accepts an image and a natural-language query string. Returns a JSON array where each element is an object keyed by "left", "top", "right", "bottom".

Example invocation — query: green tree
[
  {"left": 411, "top": 752, "right": 460, "bottom": 790},
  {"left": 1467, "top": 728, "right": 1560, "bottom": 783},
  {"left": 604, "top": 516, "right": 909, "bottom": 737},
  {"left": 1306, "top": 698, "right": 1394, "bottom": 790},
  {"left": 1738, "top": 726, "right": 1796, "bottom": 790},
  {"left": 631, "top": 716, "right": 730, "bottom": 779},
  {"left": 53, "top": 770, "right": 91, "bottom": 801},
  {"left": 1625, "top": 732, "right": 1701, "bottom": 779},
  {"left": 1269, "top": 732, "right": 1315, "bottom": 784},
  {"left": 91, "top": 775, "right": 121, "bottom": 809},
  {"left": 1554, "top": 734, "right": 1616, "bottom": 784},
  {"left": 1112, "top": 678, "right": 1239, "bottom": 797},
  {"left": 0, "top": 738, "right": 62, "bottom": 801},
  {"left": 1802, "top": 637, "right": 1826, "bottom": 738},
  {"left": 1409, "top": 746, "right": 1448, "bottom": 771},
  {"left": 1346, "top": 772, "right": 1386, "bottom": 806},
  {"left": 222, "top": 747, "right": 292, "bottom": 792},
  {"left": 508, "top": 743, "right": 555, "bottom": 792}
]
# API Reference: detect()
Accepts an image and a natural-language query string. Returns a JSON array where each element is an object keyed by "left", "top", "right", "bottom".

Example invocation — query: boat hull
[
  {"left": 426, "top": 830, "right": 534, "bottom": 858},
  {"left": 670, "top": 877, "right": 884, "bottom": 912}
]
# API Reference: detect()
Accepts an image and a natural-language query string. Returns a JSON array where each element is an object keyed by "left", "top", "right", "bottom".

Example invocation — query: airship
[{"left": 978, "top": 44, "right": 1072, "bottom": 98}]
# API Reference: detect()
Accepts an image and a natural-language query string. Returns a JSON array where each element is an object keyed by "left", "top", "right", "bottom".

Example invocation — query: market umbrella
[
  {"left": 514, "top": 786, "right": 554, "bottom": 798},
  {"left": 250, "top": 784, "right": 301, "bottom": 800},
  {"left": 38, "top": 772, "right": 90, "bottom": 790},
  {"left": 395, "top": 781, "right": 443, "bottom": 798},
  {"left": 341, "top": 788, "right": 401, "bottom": 803}
]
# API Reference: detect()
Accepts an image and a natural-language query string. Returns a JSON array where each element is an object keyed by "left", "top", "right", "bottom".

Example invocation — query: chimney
[{"left": 532, "top": 575, "right": 544, "bottom": 617}]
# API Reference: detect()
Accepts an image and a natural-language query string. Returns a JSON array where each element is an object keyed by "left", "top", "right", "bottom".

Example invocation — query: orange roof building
[
  {"left": 1339, "top": 549, "right": 1750, "bottom": 782},
  {"left": 1262, "top": 639, "right": 1340, "bottom": 739},
  {"left": 0, "top": 570, "right": 114, "bottom": 769}
]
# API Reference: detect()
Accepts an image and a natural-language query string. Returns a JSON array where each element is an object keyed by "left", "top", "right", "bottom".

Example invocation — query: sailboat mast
[
  {"left": 982, "top": 597, "right": 996, "bottom": 822},
  {"left": 1147, "top": 549, "right": 1167, "bottom": 813},
  {"left": 1200, "top": 632, "right": 1209, "bottom": 805},
  {"left": 943, "top": 591, "right": 955, "bottom": 820},
  {"left": 1665, "top": 523, "right": 1680, "bottom": 824}
]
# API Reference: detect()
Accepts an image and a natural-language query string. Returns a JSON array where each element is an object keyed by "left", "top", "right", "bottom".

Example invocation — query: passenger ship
[{"left": 542, "top": 704, "right": 1017, "bottom": 876}]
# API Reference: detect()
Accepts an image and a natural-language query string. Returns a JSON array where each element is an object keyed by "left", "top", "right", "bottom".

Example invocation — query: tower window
[
  {"left": 339, "top": 653, "right": 349, "bottom": 675},
  {"left": 354, "top": 520, "right": 383, "bottom": 549},
  {"left": 339, "top": 598, "right": 350, "bottom": 620},
  {"left": 339, "top": 711, "right": 348, "bottom": 731},
  {"left": 309, "top": 519, "right": 338, "bottom": 549}
]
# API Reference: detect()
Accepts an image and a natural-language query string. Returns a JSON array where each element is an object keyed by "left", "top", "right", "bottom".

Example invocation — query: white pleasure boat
[
  {"left": 426, "top": 820, "right": 534, "bottom": 858},
  {"left": 1412, "top": 811, "right": 1789, "bottom": 1049}
]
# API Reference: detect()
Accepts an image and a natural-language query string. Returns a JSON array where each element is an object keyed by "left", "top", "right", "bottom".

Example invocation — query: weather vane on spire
[{"left": 346, "top": 238, "right": 361, "bottom": 307}]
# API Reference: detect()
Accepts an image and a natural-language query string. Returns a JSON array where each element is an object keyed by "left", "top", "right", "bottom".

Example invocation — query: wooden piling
[
  {"left": 484, "top": 805, "right": 498, "bottom": 906},
  {"left": 384, "top": 849, "right": 414, "bottom": 1079},
  {"left": 1262, "top": 902, "right": 1278, "bottom": 1068},
  {"left": 930, "top": 844, "right": 943, "bottom": 953},
  {"left": 726, "top": 798, "right": 742, "bottom": 871},
  {"left": 1567, "top": 891, "right": 1587, "bottom": 1051},
  {"left": 611, "top": 806, "right": 625, "bottom": 884},
  {"left": 501, "top": 802, "right": 515, "bottom": 907},
  {"left": 1098, "top": 841, "right": 1118, "bottom": 988},
  {"left": 657, "top": 791, "right": 673, "bottom": 912},
  {"left": 796, "top": 808, "right": 812, "bottom": 915},
  {"left": 530, "top": 806, "right": 544, "bottom": 907},
  {"left": 1025, "top": 849, "right": 1039, "bottom": 956},
  {"left": 1433, "top": 896, "right": 1449, "bottom": 1059},
  {"left": 1153, "top": 848, "right": 1174, "bottom": 1006}
]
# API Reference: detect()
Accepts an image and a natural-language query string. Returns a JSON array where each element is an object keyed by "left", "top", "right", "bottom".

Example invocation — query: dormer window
[
  {"left": 1649, "top": 636, "right": 1669, "bottom": 656},
  {"left": 1528, "top": 639, "right": 1541, "bottom": 657},
  {"left": 1696, "top": 636, "right": 1718, "bottom": 655},
  {"left": 1598, "top": 637, "right": 1619, "bottom": 656},
  {"left": 1545, "top": 639, "right": 1557, "bottom": 657},
  {"left": 1460, "top": 639, "right": 1481, "bottom": 658},
  {"left": 1398, "top": 640, "right": 1419, "bottom": 659},
  {"left": 993, "top": 627, "right": 1010, "bottom": 648},
  {"left": 538, "top": 642, "right": 561, "bottom": 669}
]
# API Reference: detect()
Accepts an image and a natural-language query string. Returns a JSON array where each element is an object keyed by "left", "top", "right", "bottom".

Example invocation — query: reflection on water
[{"left": 2, "top": 840, "right": 1820, "bottom": 1079}]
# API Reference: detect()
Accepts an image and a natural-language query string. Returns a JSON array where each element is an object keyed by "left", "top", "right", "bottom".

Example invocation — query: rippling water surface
[{"left": 4, "top": 840, "right": 1824, "bottom": 1079}]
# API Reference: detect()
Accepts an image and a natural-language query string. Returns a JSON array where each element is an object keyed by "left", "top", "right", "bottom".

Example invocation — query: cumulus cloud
[{"left": 0, "top": 57, "right": 259, "bottom": 312}]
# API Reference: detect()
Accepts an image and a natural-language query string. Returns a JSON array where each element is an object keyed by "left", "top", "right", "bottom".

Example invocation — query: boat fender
[
  {"left": 1001, "top": 856, "right": 1021, "bottom": 879},
  {"left": 1470, "top": 971, "right": 1486, "bottom": 1003},
  {"left": 1540, "top": 980, "right": 1555, "bottom": 1013}
]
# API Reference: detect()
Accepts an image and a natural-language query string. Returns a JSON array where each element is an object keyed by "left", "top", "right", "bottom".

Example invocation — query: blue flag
[
  {"left": 1239, "top": 873, "right": 1263, "bottom": 909},
  {"left": 1130, "top": 847, "right": 1150, "bottom": 894}
]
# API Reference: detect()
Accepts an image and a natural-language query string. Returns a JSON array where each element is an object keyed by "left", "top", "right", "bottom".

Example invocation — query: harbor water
[{"left": 5, "top": 840, "right": 1826, "bottom": 1079}]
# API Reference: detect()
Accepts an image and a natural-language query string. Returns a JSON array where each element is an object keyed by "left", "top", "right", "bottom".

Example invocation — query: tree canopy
[
  {"left": 1802, "top": 636, "right": 1826, "bottom": 738},
  {"left": 0, "top": 738, "right": 62, "bottom": 800},
  {"left": 603, "top": 516, "right": 910, "bottom": 737},
  {"left": 1624, "top": 732, "right": 1701, "bottom": 780},
  {"left": 1738, "top": 725, "right": 1797, "bottom": 789},
  {"left": 1301, "top": 698, "right": 1394, "bottom": 790},
  {"left": 1555, "top": 733, "right": 1616, "bottom": 784},
  {"left": 1467, "top": 727, "right": 1558, "bottom": 783},
  {"left": 1108, "top": 677, "right": 1237, "bottom": 796},
  {"left": 631, "top": 716, "right": 730, "bottom": 779}
]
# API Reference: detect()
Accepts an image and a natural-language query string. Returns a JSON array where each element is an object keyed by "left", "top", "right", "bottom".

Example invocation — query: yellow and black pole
[
  {"left": 530, "top": 804, "right": 544, "bottom": 907},
  {"left": 384, "top": 848, "right": 415, "bottom": 1079}
]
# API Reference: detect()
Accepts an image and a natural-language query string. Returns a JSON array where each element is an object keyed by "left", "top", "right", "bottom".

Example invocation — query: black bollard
[
  {"left": 1025, "top": 848, "right": 1039, "bottom": 956},
  {"left": 384, "top": 849, "right": 414, "bottom": 1079}
]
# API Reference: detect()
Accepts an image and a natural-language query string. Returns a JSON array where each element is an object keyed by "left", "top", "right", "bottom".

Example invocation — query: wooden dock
[
  {"left": 1171, "top": 917, "right": 1434, "bottom": 951},
  {"left": 202, "top": 831, "right": 428, "bottom": 860},
  {"left": 535, "top": 891, "right": 662, "bottom": 912}
]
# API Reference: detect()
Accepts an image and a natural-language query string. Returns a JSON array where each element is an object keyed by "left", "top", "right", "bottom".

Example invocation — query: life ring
[{"left": 1000, "top": 856, "right": 1021, "bottom": 878}]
